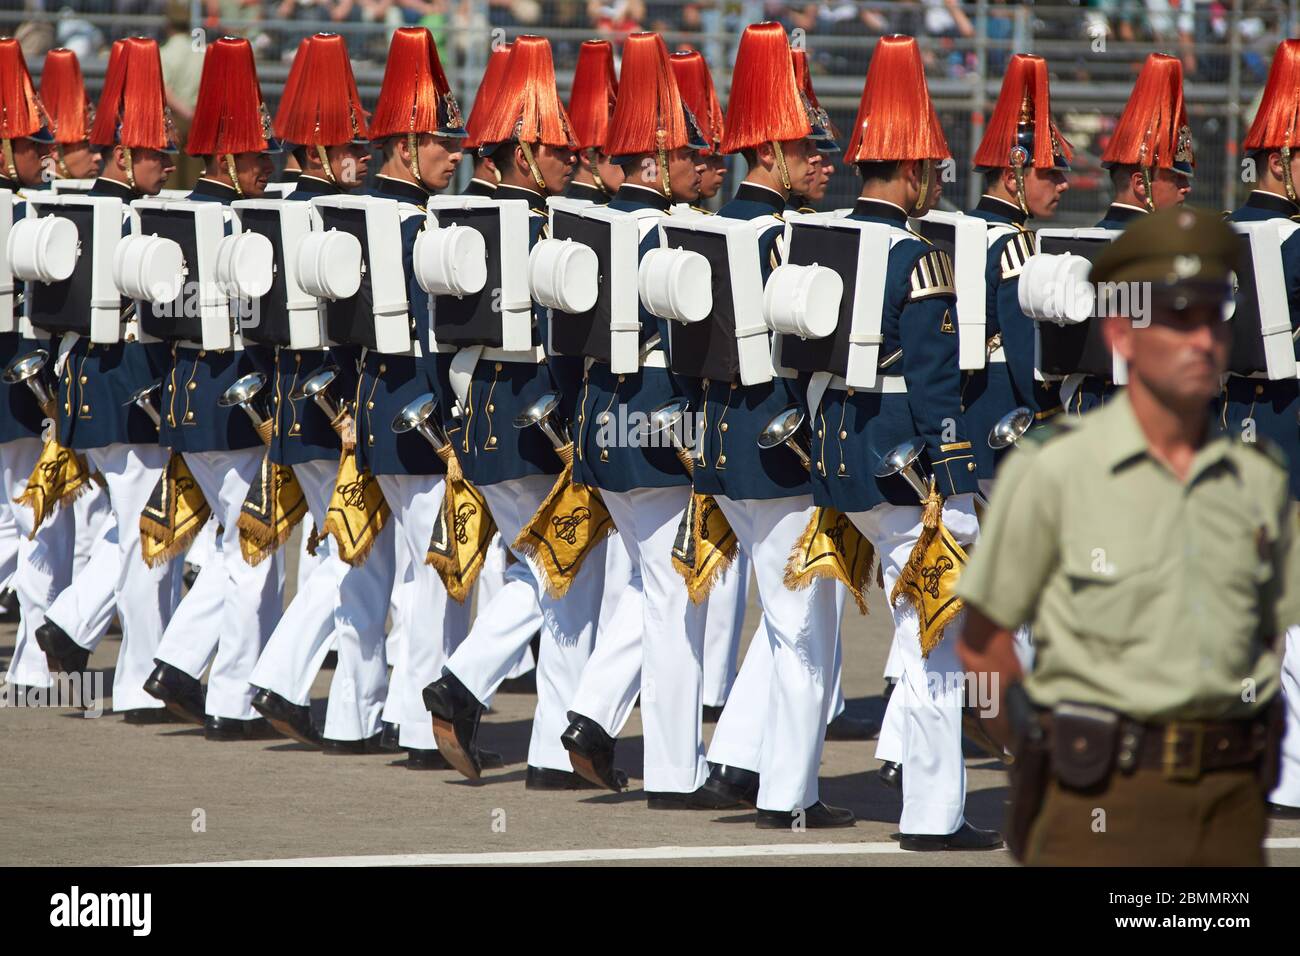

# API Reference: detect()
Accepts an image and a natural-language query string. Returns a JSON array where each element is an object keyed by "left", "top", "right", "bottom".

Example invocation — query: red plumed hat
[
  {"left": 1243, "top": 39, "right": 1300, "bottom": 153},
  {"left": 604, "top": 33, "right": 704, "bottom": 158},
  {"left": 464, "top": 43, "right": 511, "bottom": 151},
  {"left": 567, "top": 40, "right": 618, "bottom": 152},
  {"left": 90, "top": 36, "right": 174, "bottom": 151},
  {"left": 720, "top": 22, "right": 810, "bottom": 154},
  {"left": 186, "top": 37, "right": 275, "bottom": 156},
  {"left": 39, "top": 48, "right": 91, "bottom": 145},
  {"left": 973, "top": 53, "right": 1071, "bottom": 170},
  {"left": 669, "top": 49, "right": 724, "bottom": 155},
  {"left": 845, "top": 35, "right": 949, "bottom": 163},
  {"left": 273, "top": 32, "right": 368, "bottom": 147},
  {"left": 1102, "top": 53, "right": 1193, "bottom": 174},
  {"left": 790, "top": 47, "right": 839, "bottom": 142},
  {"left": 474, "top": 35, "right": 574, "bottom": 151},
  {"left": 370, "top": 27, "right": 465, "bottom": 140},
  {"left": 0, "top": 36, "right": 48, "bottom": 142}
]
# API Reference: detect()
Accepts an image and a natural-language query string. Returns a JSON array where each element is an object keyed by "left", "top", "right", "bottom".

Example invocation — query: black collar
[
  {"left": 734, "top": 182, "right": 787, "bottom": 214},
  {"left": 277, "top": 169, "right": 301, "bottom": 183},
  {"left": 0, "top": 175, "right": 19, "bottom": 192},
  {"left": 463, "top": 178, "right": 497, "bottom": 197},
  {"left": 88, "top": 177, "right": 137, "bottom": 199},
  {"left": 494, "top": 183, "right": 547, "bottom": 214},
  {"left": 852, "top": 197, "right": 910, "bottom": 226},
  {"left": 1244, "top": 189, "right": 1300, "bottom": 216},
  {"left": 293, "top": 174, "right": 343, "bottom": 196},
  {"left": 374, "top": 174, "right": 429, "bottom": 203},
  {"left": 191, "top": 177, "right": 240, "bottom": 202},
  {"left": 1101, "top": 202, "right": 1147, "bottom": 225},
  {"left": 976, "top": 193, "right": 1028, "bottom": 224},
  {"left": 566, "top": 180, "right": 611, "bottom": 201},
  {"left": 614, "top": 183, "right": 671, "bottom": 211}
]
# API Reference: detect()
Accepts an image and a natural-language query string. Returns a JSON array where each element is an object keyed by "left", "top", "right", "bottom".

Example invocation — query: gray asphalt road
[{"left": 2, "top": 563, "right": 1296, "bottom": 867}]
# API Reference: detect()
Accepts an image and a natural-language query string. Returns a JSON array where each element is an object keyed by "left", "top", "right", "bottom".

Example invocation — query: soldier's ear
[{"left": 1100, "top": 313, "right": 1135, "bottom": 362}]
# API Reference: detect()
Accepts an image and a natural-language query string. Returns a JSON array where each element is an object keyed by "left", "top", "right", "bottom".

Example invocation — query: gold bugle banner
[
  {"left": 890, "top": 481, "right": 969, "bottom": 658},
  {"left": 512, "top": 442, "right": 614, "bottom": 598},
  {"left": 426, "top": 443, "right": 497, "bottom": 603},
  {"left": 784, "top": 506, "right": 875, "bottom": 614},
  {"left": 671, "top": 492, "right": 738, "bottom": 604},
  {"left": 324, "top": 448, "right": 390, "bottom": 567},
  {"left": 237, "top": 455, "right": 307, "bottom": 566},
  {"left": 16, "top": 438, "right": 95, "bottom": 535},
  {"left": 140, "top": 452, "right": 211, "bottom": 568}
]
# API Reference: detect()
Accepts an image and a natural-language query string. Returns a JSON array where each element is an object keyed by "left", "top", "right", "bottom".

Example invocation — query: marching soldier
[
  {"left": 564, "top": 39, "right": 622, "bottom": 204},
  {"left": 0, "top": 37, "right": 67, "bottom": 694},
  {"left": 669, "top": 49, "right": 728, "bottom": 206},
  {"left": 788, "top": 47, "right": 836, "bottom": 215},
  {"left": 246, "top": 32, "right": 383, "bottom": 747},
  {"left": 559, "top": 31, "right": 710, "bottom": 804},
  {"left": 57, "top": 36, "right": 185, "bottom": 720},
  {"left": 963, "top": 54, "right": 1071, "bottom": 488},
  {"left": 805, "top": 34, "right": 997, "bottom": 849},
  {"left": 1227, "top": 37, "right": 1300, "bottom": 818},
  {"left": 686, "top": 22, "right": 847, "bottom": 828},
  {"left": 38, "top": 48, "right": 103, "bottom": 181},
  {"left": 421, "top": 36, "right": 609, "bottom": 789},
  {"left": 958, "top": 206, "right": 1298, "bottom": 865},
  {"left": 460, "top": 43, "right": 511, "bottom": 198},
  {"left": 1067, "top": 52, "right": 1193, "bottom": 414},
  {"left": 143, "top": 37, "right": 285, "bottom": 738}
]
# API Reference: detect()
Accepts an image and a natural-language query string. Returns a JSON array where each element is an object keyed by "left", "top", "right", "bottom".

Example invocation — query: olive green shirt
[{"left": 957, "top": 393, "right": 1298, "bottom": 721}]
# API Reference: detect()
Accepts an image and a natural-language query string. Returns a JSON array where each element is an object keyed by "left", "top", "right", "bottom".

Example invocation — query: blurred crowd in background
[{"left": 3, "top": 1, "right": 1297, "bottom": 217}]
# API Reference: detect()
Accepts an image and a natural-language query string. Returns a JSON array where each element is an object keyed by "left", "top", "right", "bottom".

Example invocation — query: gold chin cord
[
  {"left": 224, "top": 153, "right": 244, "bottom": 198},
  {"left": 913, "top": 159, "right": 932, "bottom": 215},
  {"left": 586, "top": 148, "right": 606, "bottom": 194},
  {"left": 772, "top": 140, "right": 792, "bottom": 192},
  {"left": 123, "top": 145, "right": 136, "bottom": 191},
  {"left": 1283, "top": 144, "right": 1297, "bottom": 205},
  {"left": 518, "top": 140, "right": 547, "bottom": 192},
  {"left": 407, "top": 130, "right": 424, "bottom": 187},
  {"left": 656, "top": 128, "right": 670, "bottom": 199},
  {"left": 53, "top": 144, "right": 71, "bottom": 180},
  {"left": 315, "top": 144, "right": 338, "bottom": 186},
  {"left": 2, "top": 138, "right": 17, "bottom": 181}
]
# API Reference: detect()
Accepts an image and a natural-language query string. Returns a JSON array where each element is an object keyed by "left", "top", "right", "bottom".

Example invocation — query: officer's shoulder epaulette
[
  {"left": 906, "top": 226, "right": 933, "bottom": 245},
  {"left": 1019, "top": 416, "right": 1076, "bottom": 448},
  {"left": 908, "top": 247, "right": 955, "bottom": 300},
  {"left": 999, "top": 230, "right": 1036, "bottom": 279}
]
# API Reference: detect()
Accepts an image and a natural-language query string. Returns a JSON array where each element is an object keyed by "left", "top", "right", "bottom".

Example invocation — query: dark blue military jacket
[
  {"left": 573, "top": 183, "right": 690, "bottom": 492},
  {"left": 451, "top": 183, "right": 572, "bottom": 487},
  {"left": 353, "top": 174, "right": 448, "bottom": 477},
  {"left": 808, "top": 198, "right": 980, "bottom": 513},
  {"left": 1226, "top": 189, "right": 1300, "bottom": 499},
  {"left": 158, "top": 177, "right": 274, "bottom": 452},
  {"left": 564, "top": 179, "right": 611, "bottom": 205},
  {"left": 57, "top": 176, "right": 172, "bottom": 450},
  {"left": 268, "top": 174, "right": 360, "bottom": 467},
  {"left": 961, "top": 194, "right": 1063, "bottom": 477},
  {"left": 689, "top": 182, "right": 810, "bottom": 502},
  {"left": 1, "top": 177, "right": 50, "bottom": 443}
]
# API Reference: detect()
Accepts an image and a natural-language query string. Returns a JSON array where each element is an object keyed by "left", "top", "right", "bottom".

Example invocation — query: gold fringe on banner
[
  {"left": 890, "top": 479, "right": 969, "bottom": 658},
  {"left": 425, "top": 443, "right": 497, "bottom": 603},
  {"left": 670, "top": 492, "right": 738, "bottom": 604},
  {"left": 15, "top": 439, "right": 95, "bottom": 535},
  {"left": 237, "top": 455, "right": 307, "bottom": 566},
  {"left": 323, "top": 448, "right": 390, "bottom": 567},
  {"left": 511, "top": 443, "right": 615, "bottom": 598},
  {"left": 783, "top": 506, "right": 876, "bottom": 614},
  {"left": 139, "top": 452, "right": 211, "bottom": 568}
]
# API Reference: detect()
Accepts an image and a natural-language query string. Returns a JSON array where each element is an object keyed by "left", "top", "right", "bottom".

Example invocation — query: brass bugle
[
  {"left": 988, "top": 406, "right": 1033, "bottom": 450},
  {"left": 218, "top": 371, "right": 270, "bottom": 428},
  {"left": 512, "top": 390, "right": 569, "bottom": 451},
  {"left": 648, "top": 398, "right": 695, "bottom": 475},
  {"left": 289, "top": 365, "right": 342, "bottom": 423},
  {"left": 392, "top": 392, "right": 450, "bottom": 450},
  {"left": 757, "top": 404, "right": 811, "bottom": 470},
  {"left": 124, "top": 381, "right": 162, "bottom": 429},
  {"left": 3, "top": 349, "right": 55, "bottom": 414},
  {"left": 874, "top": 436, "right": 930, "bottom": 503}
]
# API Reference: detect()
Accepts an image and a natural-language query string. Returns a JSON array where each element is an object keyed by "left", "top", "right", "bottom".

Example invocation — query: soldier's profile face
[
  {"left": 1150, "top": 168, "right": 1191, "bottom": 209},
  {"left": 697, "top": 153, "right": 726, "bottom": 199},
  {"left": 594, "top": 151, "right": 625, "bottom": 193},
  {"left": 532, "top": 144, "right": 577, "bottom": 194},
  {"left": 61, "top": 141, "right": 102, "bottom": 179},
  {"left": 666, "top": 146, "right": 701, "bottom": 202},
  {"left": 330, "top": 142, "right": 370, "bottom": 189},
  {"left": 126, "top": 146, "right": 174, "bottom": 194},
  {"left": 777, "top": 137, "right": 816, "bottom": 195},
  {"left": 11, "top": 137, "right": 48, "bottom": 186},
  {"left": 235, "top": 151, "right": 273, "bottom": 198},
  {"left": 806, "top": 156, "right": 833, "bottom": 202},
  {"left": 1105, "top": 301, "right": 1230, "bottom": 405},
  {"left": 419, "top": 134, "right": 463, "bottom": 190},
  {"left": 1024, "top": 166, "right": 1068, "bottom": 219}
]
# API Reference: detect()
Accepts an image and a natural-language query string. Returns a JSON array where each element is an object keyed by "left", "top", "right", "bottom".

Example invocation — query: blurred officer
[
  {"left": 958, "top": 206, "right": 1299, "bottom": 866},
  {"left": 1227, "top": 38, "right": 1300, "bottom": 818},
  {"left": 1068, "top": 53, "right": 1193, "bottom": 414},
  {"left": 144, "top": 37, "right": 285, "bottom": 739},
  {"left": 565, "top": 39, "right": 623, "bottom": 204},
  {"left": 57, "top": 37, "right": 185, "bottom": 720}
]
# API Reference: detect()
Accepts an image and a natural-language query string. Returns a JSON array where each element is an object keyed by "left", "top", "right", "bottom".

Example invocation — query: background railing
[{"left": 5, "top": 1, "right": 1297, "bottom": 222}]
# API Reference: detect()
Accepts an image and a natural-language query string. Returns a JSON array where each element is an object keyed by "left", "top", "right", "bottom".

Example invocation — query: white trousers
[
  {"left": 0, "top": 495, "right": 17, "bottom": 591},
  {"left": 851, "top": 495, "right": 979, "bottom": 836},
  {"left": 568, "top": 529, "right": 640, "bottom": 735},
  {"left": 1271, "top": 625, "right": 1300, "bottom": 808},
  {"left": 376, "top": 473, "right": 468, "bottom": 750},
  {"left": 184, "top": 514, "right": 219, "bottom": 569},
  {"left": 84, "top": 443, "right": 184, "bottom": 712},
  {"left": 386, "top": 538, "right": 413, "bottom": 664},
  {"left": 153, "top": 449, "right": 284, "bottom": 720},
  {"left": 701, "top": 553, "right": 749, "bottom": 708},
  {"left": 476, "top": 533, "right": 538, "bottom": 681},
  {"left": 45, "top": 483, "right": 118, "bottom": 652},
  {"left": 445, "top": 473, "right": 605, "bottom": 772},
  {"left": 707, "top": 494, "right": 840, "bottom": 812},
  {"left": 1, "top": 437, "right": 74, "bottom": 689}
]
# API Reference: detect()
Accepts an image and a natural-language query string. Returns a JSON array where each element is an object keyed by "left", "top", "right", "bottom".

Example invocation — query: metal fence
[{"left": 4, "top": 1, "right": 1298, "bottom": 221}]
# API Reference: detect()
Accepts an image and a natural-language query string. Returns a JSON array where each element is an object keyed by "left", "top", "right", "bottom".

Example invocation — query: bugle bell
[
  {"left": 988, "top": 406, "right": 1034, "bottom": 450},
  {"left": 757, "top": 404, "right": 811, "bottom": 469},
  {"left": 512, "top": 390, "right": 569, "bottom": 451},
  {"left": 874, "top": 437, "right": 931, "bottom": 502},
  {"left": 218, "top": 371, "right": 270, "bottom": 429},
  {"left": 392, "top": 393, "right": 450, "bottom": 450},
  {"left": 3, "top": 349, "right": 54, "bottom": 414},
  {"left": 123, "top": 381, "right": 162, "bottom": 429},
  {"left": 289, "top": 365, "right": 343, "bottom": 423},
  {"left": 648, "top": 398, "right": 696, "bottom": 474}
]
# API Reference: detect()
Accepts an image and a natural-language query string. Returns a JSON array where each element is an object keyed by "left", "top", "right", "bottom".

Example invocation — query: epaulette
[
  {"left": 999, "top": 230, "right": 1036, "bottom": 279},
  {"left": 1236, "top": 433, "right": 1289, "bottom": 471},
  {"left": 1018, "top": 416, "right": 1076, "bottom": 448},
  {"left": 906, "top": 226, "right": 933, "bottom": 245},
  {"left": 908, "top": 248, "right": 955, "bottom": 300},
  {"left": 690, "top": 205, "right": 713, "bottom": 216}
]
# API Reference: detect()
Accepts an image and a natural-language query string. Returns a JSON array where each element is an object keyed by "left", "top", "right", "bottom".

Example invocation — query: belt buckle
[{"left": 1162, "top": 722, "right": 1203, "bottom": 781}]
